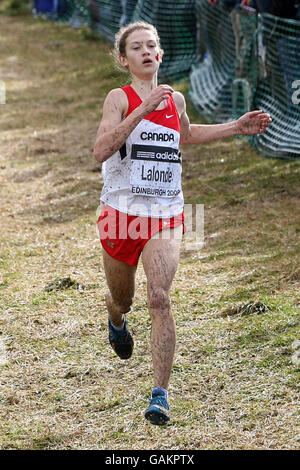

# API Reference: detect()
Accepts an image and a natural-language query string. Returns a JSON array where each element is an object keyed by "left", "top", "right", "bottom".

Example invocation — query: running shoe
[
  {"left": 145, "top": 394, "right": 170, "bottom": 425},
  {"left": 108, "top": 317, "right": 134, "bottom": 360}
]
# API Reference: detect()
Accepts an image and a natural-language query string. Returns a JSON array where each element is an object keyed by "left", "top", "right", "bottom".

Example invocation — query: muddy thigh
[{"left": 142, "top": 225, "right": 182, "bottom": 294}]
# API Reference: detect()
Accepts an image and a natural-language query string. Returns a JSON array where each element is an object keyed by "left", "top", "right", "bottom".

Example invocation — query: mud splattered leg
[{"left": 141, "top": 226, "right": 182, "bottom": 388}]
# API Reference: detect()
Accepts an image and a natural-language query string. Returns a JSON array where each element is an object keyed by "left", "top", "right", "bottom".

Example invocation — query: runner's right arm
[{"left": 93, "top": 86, "right": 174, "bottom": 163}]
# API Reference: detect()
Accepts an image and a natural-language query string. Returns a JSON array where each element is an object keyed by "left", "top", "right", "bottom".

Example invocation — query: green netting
[
  {"left": 132, "top": 0, "right": 198, "bottom": 81},
  {"left": 56, "top": 0, "right": 75, "bottom": 22},
  {"left": 190, "top": 0, "right": 300, "bottom": 159},
  {"left": 251, "top": 13, "right": 300, "bottom": 158},
  {"left": 47, "top": 0, "right": 89, "bottom": 26},
  {"left": 39, "top": 0, "right": 198, "bottom": 81},
  {"left": 68, "top": 0, "right": 91, "bottom": 27},
  {"left": 87, "top": 0, "right": 124, "bottom": 42},
  {"left": 87, "top": 1, "right": 136, "bottom": 41},
  {"left": 54, "top": 1, "right": 138, "bottom": 42},
  {"left": 33, "top": 0, "right": 300, "bottom": 159},
  {"left": 190, "top": 0, "right": 258, "bottom": 122}
]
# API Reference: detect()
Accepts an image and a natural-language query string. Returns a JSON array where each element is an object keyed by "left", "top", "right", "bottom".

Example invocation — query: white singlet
[{"left": 100, "top": 85, "right": 184, "bottom": 218}]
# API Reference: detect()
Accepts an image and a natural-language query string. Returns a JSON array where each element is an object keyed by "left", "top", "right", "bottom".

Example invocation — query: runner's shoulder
[
  {"left": 172, "top": 91, "right": 186, "bottom": 117},
  {"left": 104, "top": 88, "right": 128, "bottom": 116}
]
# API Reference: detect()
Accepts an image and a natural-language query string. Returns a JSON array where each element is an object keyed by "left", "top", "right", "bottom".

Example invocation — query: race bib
[{"left": 130, "top": 144, "right": 182, "bottom": 198}]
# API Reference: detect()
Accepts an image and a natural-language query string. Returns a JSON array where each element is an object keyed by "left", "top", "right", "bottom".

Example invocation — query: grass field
[{"left": 0, "top": 11, "right": 299, "bottom": 450}]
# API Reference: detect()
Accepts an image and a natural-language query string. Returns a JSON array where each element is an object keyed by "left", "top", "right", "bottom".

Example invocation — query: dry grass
[{"left": 0, "top": 13, "right": 299, "bottom": 450}]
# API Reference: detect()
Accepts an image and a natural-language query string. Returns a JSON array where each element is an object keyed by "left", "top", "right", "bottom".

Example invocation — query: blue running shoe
[
  {"left": 145, "top": 394, "right": 170, "bottom": 425},
  {"left": 108, "top": 317, "right": 134, "bottom": 360}
]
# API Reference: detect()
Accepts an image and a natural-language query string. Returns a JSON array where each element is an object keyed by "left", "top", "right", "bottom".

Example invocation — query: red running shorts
[{"left": 97, "top": 205, "right": 185, "bottom": 266}]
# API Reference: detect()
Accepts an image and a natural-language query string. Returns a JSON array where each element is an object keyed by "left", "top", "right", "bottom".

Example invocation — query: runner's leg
[
  {"left": 141, "top": 226, "right": 182, "bottom": 389},
  {"left": 102, "top": 249, "right": 137, "bottom": 326}
]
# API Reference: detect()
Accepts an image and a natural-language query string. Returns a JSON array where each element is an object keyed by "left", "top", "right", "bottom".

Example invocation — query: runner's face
[{"left": 120, "top": 29, "right": 161, "bottom": 77}]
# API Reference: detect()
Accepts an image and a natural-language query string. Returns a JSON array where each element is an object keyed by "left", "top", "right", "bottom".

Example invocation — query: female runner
[{"left": 93, "top": 21, "right": 271, "bottom": 425}]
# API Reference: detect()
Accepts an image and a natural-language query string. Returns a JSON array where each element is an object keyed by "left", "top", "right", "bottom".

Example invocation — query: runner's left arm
[{"left": 174, "top": 92, "right": 271, "bottom": 145}]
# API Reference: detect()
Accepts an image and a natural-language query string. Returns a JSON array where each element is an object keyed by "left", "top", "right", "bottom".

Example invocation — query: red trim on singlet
[{"left": 121, "top": 85, "right": 180, "bottom": 132}]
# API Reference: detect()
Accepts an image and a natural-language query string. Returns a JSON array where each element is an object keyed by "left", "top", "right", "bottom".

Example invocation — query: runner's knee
[
  {"left": 106, "top": 292, "right": 133, "bottom": 314},
  {"left": 148, "top": 287, "right": 170, "bottom": 312},
  {"left": 117, "top": 299, "right": 133, "bottom": 314}
]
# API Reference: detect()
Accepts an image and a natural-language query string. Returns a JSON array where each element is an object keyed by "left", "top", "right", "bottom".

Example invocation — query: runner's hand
[
  {"left": 236, "top": 110, "right": 272, "bottom": 135},
  {"left": 141, "top": 85, "right": 174, "bottom": 115}
]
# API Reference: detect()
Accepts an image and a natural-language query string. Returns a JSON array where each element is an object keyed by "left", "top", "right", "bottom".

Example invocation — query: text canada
[{"left": 141, "top": 131, "right": 175, "bottom": 142}]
